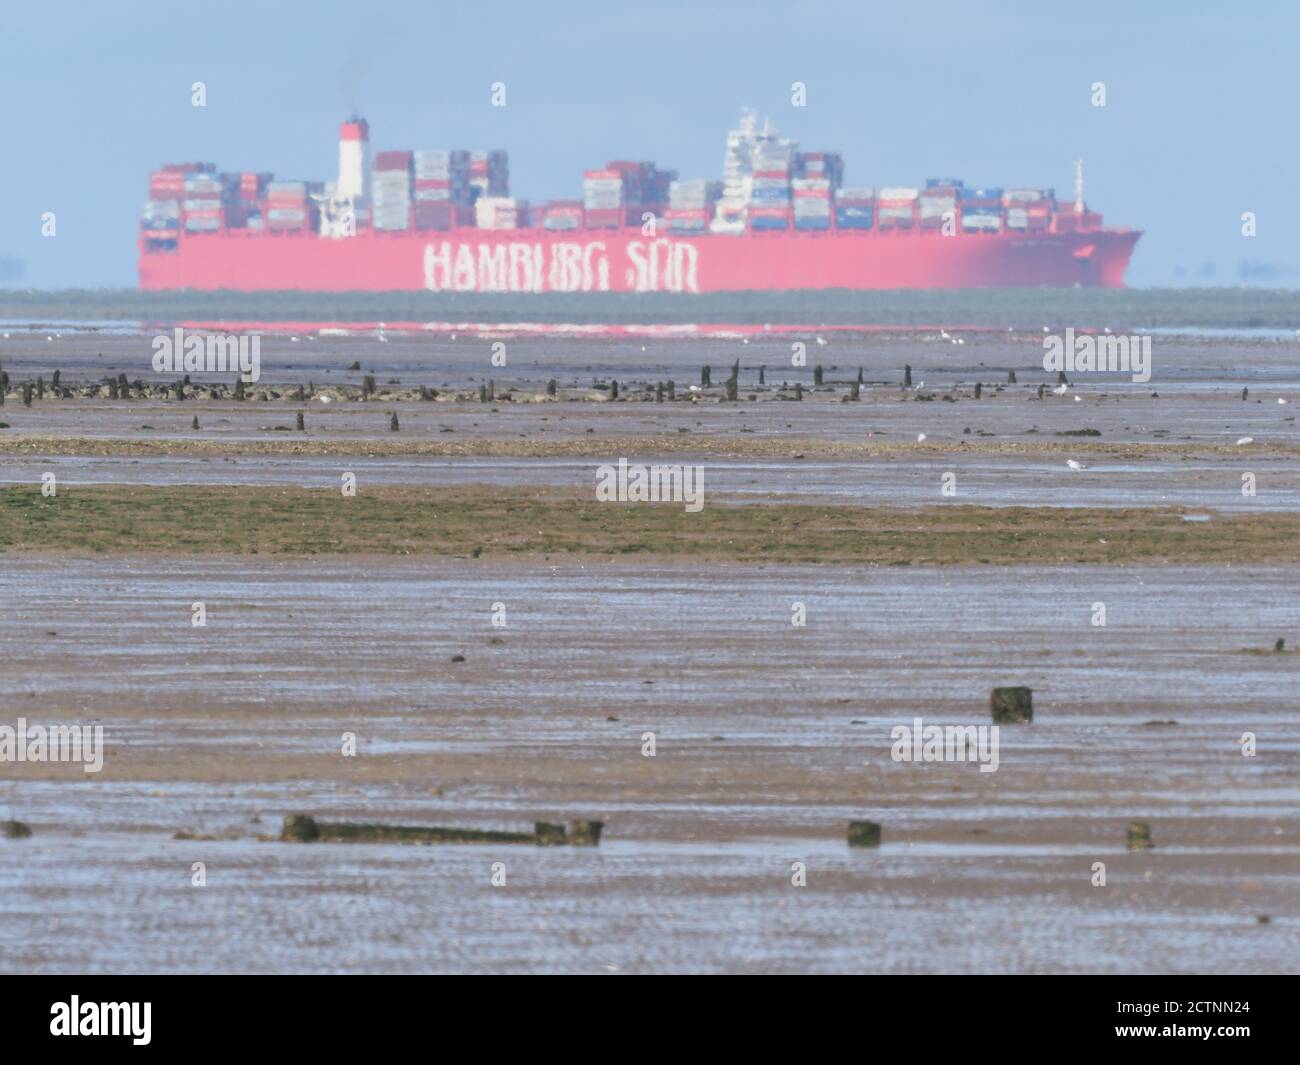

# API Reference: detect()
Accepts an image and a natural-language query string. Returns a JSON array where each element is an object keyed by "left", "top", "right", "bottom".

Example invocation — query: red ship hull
[{"left": 139, "top": 226, "right": 1141, "bottom": 293}]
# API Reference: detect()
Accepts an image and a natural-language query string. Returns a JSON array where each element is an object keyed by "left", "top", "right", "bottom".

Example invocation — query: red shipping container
[{"left": 374, "top": 150, "right": 413, "bottom": 171}]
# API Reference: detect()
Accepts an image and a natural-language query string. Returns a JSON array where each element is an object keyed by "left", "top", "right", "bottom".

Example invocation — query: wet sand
[
  {"left": 1, "top": 559, "right": 1297, "bottom": 973},
  {"left": 1, "top": 329, "right": 1297, "bottom": 973}
]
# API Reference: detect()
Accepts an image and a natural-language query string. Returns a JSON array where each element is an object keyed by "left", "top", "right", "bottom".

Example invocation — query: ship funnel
[{"left": 339, "top": 118, "right": 370, "bottom": 202}]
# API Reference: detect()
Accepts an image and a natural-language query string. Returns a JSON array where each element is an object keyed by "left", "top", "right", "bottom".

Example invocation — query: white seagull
[
  {"left": 1052, "top": 384, "right": 1069, "bottom": 395},
  {"left": 917, "top": 433, "right": 927, "bottom": 442},
  {"left": 1236, "top": 437, "right": 1253, "bottom": 445},
  {"left": 1066, "top": 459, "right": 1087, "bottom": 470}
]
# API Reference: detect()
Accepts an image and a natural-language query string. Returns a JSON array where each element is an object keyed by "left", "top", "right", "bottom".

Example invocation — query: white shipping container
[
  {"left": 878, "top": 187, "right": 919, "bottom": 201},
  {"left": 475, "top": 196, "right": 518, "bottom": 229}
]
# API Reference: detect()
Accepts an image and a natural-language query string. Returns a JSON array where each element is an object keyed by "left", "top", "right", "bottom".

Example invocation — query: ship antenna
[{"left": 1074, "top": 158, "right": 1084, "bottom": 213}]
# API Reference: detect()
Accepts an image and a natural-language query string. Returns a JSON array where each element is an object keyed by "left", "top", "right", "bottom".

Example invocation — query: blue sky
[{"left": 2, "top": 0, "right": 1297, "bottom": 288}]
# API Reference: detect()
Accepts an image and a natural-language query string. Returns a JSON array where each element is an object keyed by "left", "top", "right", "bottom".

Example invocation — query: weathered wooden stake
[
  {"left": 1126, "top": 821, "right": 1153, "bottom": 851},
  {"left": 847, "top": 821, "right": 881, "bottom": 847},
  {"left": 991, "top": 686, "right": 1033, "bottom": 723}
]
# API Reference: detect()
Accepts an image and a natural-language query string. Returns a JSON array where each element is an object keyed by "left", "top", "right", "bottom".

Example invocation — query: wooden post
[
  {"left": 1126, "top": 821, "right": 1153, "bottom": 851},
  {"left": 991, "top": 686, "right": 1033, "bottom": 723}
]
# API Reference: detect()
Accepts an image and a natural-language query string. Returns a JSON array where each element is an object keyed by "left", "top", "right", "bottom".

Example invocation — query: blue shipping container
[{"left": 834, "top": 211, "right": 873, "bottom": 229}]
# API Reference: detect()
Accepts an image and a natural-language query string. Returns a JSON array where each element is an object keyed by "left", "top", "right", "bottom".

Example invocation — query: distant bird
[
  {"left": 1052, "top": 384, "right": 1068, "bottom": 395},
  {"left": 1104, "top": 327, "right": 1112, "bottom": 334},
  {"left": 290, "top": 336, "right": 300, "bottom": 342},
  {"left": 956, "top": 337, "right": 965, "bottom": 345},
  {"left": 1236, "top": 437, "right": 1253, "bottom": 445},
  {"left": 816, "top": 336, "right": 827, "bottom": 346},
  {"left": 318, "top": 395, "right": 332, "bottom": 403},
  {"left": 940, "top": 329, "right": 951, "bottom": 340},
  {"left": 1280, "top": 398, "right": 1289, "bottom": 404},
  {"left": 640, "top": 345, "right": 646, "bottom": 352},
  {"left": 742, "top": 338, "right": 749, "bottom": 345},
  {"left": 1066, "top": 459, "right": 1087, "bottom": 470},
  {"left": 46, "top": 335, "right": 53, "bottom": 342},
  {"left": 688, "top": 385, "right": 702, "bottom": 392},
  {"left": 1042, "top": 326, "right": 1051, "bottom": 333},
  {"left": 917, "top": 433, "right": 927, "bottom": 442},
  {"left": 1073, "top": 394, "right": 1082, "bottom": 402}
]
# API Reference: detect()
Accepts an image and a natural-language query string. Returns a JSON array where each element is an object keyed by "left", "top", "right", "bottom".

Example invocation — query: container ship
[{"left": 139, "top": 111, "right": 1141, "bottom": 294}]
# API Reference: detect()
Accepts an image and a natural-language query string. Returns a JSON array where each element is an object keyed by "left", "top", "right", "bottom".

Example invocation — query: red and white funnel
[{"left": 338, "top": 118, "right": 370, "bottom": 202}]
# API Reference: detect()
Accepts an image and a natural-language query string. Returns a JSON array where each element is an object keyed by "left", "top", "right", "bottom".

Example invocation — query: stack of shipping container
[
  {"left": 876, "top": 187, "right": 919, "bottom": 231},
  {"left": 220, "top": 171, "right": 269, "bottom": 230},
  {"left": 961, "top": 187, "right": 1003, "bottom": 233},
  {"left": 371, "top": 151, "right": 413, "bottom": 231},
  {"left": 790, "top": 152, "right": 841, "bottom": 231},
  {"left": 542, "top": 200, "right": 583, "bottom": 231},
  {"left": 468, "top": 150, "right": 509, "bottom": 199},
  {"left": 142, "top": 163, "right": 209, "bottom": 239},
  {"left": 582, "top": 168, "right": 625, "bottom": 229},
  {"left": 749, "top": 140, "right": 795, "bottom": 231},
  {"left": 265, "top": 180, "right": 314, "bottom": 233},
  {"left": 834, "top": 187, "right": 874, "bottom": 230},
  {"left": 666, "top": 178, "right": 714, "bottom": 235},
  {"left": 611, "top": 161, "right": 673, "bottom": 228},
  {"left": 1003, "top": 188, "right": 1053, "bottom": 231},
  {"left": 412, "top": 149, "right": 467, "bottom": 231},
  {"left": 919, "top": 179, "right": 960, "bottom": 231},
  {"left": 180, "top": 171, "right": 224, "bottom": 233}
]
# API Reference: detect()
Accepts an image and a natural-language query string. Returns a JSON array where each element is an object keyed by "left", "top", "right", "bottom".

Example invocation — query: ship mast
[{"left": 1074, "top": 158, "right": 1084, "bottom": 213}]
